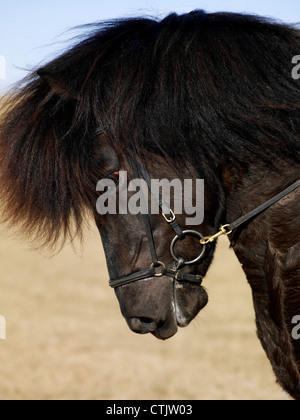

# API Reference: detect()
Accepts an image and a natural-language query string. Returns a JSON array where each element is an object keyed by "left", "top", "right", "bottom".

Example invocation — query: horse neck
[{"left": 222, "top": 160, "right": 300, "bottom": 399}]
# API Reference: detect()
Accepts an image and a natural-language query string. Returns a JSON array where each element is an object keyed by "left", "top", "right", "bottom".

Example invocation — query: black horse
[{"left": 1, "top": 10, "right": 300, "bottom": 399}]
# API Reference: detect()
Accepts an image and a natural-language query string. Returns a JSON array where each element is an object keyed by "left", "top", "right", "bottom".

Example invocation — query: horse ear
[{"left": 37, "top": 68, "right": 80, "bottom": 100}]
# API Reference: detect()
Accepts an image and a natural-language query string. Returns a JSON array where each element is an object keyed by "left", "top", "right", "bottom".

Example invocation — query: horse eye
[{"left": 107, "top": 171, "right": 120, "bottom": 185}]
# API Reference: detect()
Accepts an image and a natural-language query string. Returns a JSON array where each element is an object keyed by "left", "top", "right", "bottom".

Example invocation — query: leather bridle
[
  {"left": 109, "top": 158, "right": 206, "bottom": 288},
  {"left": 109, "top": 158, "right": 300, "bottom": 289}
]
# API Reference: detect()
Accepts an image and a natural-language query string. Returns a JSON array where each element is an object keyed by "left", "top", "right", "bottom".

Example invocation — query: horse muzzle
[{"left": 115, "top": 275, "right": 208, "bottom": 340}]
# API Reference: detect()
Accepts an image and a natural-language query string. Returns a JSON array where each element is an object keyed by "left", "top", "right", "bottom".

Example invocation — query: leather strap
[
  {"left": 134, "top": 158, "right": 185, "bottom": 239},
  {"left": 201, "top": 178, "right": 300, "bottom": 245},
  {"left": 109, "top": 267, "right": 203, "bottom": 289},
  {"left": 162, "top": 268, "right": 203, "bottom": 284},
  {"left": 109, "top": 268, "right": 156, "bottom": 288},
  {"left": 228, "top": 178, "right": 300, "bottom": 232},
  {"left": 131, "top": 159, "right": 159, "bottom": 264}
]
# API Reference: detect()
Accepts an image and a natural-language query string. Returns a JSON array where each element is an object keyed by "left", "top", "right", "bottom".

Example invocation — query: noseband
[{"left": 109, "top": 158, "right": 300, "bottom": 289}]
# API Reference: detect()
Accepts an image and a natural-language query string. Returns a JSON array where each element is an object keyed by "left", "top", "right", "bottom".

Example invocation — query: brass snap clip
[{"left": 200, "top": 224, "right": 233, "bottom": 245}]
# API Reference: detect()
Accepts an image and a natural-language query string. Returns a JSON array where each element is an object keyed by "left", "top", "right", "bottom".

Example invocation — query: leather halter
[{"left": 109, "top": 159, "right": 300, "bottom": 289}]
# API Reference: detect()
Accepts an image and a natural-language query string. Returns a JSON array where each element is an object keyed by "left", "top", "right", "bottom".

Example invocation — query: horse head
[
  {"left": 1, "top": 11, "right": 300, "bottom": 398},
  {"left": 92, "top": 147, "right": 222, "bottom": 339}
]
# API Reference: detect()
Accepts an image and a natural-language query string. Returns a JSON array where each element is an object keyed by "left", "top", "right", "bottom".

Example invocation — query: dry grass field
[{"left": 0, "top": 225, "right": 290, "bottom": 400}]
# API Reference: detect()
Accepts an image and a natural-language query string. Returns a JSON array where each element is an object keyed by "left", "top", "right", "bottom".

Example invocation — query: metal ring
[
  {"left": 170, "top": 230, "right": 206, "bottom": 265},
  {"left": 150, "top": 261, "right": 166, "bottom": 277}
]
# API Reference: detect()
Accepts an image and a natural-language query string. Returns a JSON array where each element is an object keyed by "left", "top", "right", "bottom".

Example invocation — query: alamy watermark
[
  {"left": 0, "top": 55, "right": 6, "bottom": 80},
  {"left": 292, "top": 55, "right": 300, "bottom": 80},
  {"left": 0, "top": 315, "right": 6, "bottom": 340},
  {"left": 292, "top": 316, "right": 300, "bottom": 340},
  {"left": 96, "top": 172, "right": 204, "bottom": 225}
]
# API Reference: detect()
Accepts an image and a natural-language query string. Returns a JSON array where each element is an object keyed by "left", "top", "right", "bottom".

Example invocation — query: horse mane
[{"left": 0, "top": 10, "right": 299, "bottom": 247}]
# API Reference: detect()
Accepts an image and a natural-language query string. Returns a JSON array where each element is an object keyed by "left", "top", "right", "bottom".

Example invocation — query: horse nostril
[{"left": 129, "top": 317, "right": 158, "bottom": 334}]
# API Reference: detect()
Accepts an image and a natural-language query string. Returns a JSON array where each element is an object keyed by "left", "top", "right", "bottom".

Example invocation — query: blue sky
[{"left": 0, "top": 0, "right": 299, "bottom": 92}]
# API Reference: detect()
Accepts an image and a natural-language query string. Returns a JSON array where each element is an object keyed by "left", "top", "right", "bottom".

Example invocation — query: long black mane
[{"left": 0, "top": 10, "right": 300, "bottom": 246}]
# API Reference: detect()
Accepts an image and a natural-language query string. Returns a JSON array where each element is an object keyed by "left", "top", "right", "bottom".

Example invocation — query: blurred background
[{"left": 0, "top": 0, "right": 298, "bottom": 400}]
